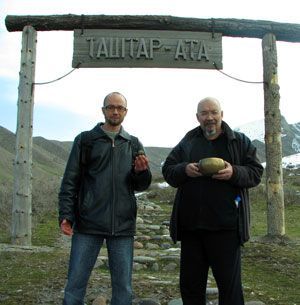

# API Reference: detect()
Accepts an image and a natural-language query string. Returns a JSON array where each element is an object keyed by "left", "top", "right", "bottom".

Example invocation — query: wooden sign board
[{"left": 72, "top": 29, "right": 222, "bottom": 69}]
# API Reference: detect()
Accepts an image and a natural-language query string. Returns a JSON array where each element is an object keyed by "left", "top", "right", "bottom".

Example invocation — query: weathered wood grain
[{"left": 5, "top": 15, "right": 300, "bottom": 42}]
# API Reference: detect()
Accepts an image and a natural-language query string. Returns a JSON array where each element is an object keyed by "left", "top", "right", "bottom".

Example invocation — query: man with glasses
[{"left": 59, "top": 92, "right": 152, "bottom": 305}]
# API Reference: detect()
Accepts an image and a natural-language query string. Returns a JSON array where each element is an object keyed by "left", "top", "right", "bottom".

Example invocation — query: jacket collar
[
  {"left": 221, "top": 121, "right": 236, "bottom": 141},
  {"left": 95, "top": 123, "right": 132, "bottom": 141}
]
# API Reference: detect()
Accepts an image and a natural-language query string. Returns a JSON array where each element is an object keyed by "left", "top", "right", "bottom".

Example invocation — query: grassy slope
[{"left": 0, "top": 147, "right": 13, "bottom": 182}]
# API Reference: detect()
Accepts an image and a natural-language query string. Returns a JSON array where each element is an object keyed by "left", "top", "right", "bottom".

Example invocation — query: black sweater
[{"left": 162, "top": 121, "right": 264, "bottom": 244}]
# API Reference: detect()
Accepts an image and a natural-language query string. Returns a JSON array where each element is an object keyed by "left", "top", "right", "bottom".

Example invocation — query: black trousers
[{"left": 180, "top": 229, "right": 244, "bottom": 305}]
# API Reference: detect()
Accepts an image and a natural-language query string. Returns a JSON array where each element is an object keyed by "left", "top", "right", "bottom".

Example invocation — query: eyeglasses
[{"left": 103, "top": 105, "right": 127, "bottom": 113}]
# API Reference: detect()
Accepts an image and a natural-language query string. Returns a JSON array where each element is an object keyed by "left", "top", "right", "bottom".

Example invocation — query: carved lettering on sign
[{"left": 73, "top": 30, "right": 222, "bottom": 69}]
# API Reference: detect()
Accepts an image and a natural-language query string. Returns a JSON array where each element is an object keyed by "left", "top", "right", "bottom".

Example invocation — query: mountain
[
  {"left": 1, "top": 114, "right": 300, "bottom": 180},
  {"left": 234, "top": 116, "right": 300, "bottom": 161},
  {"left": 0, "top": 126, "right": 70, "bottom": 181},
  {"left": 0, "top": 126, "right": 74, "bottom": 234},
  {"left": 1, "top": 115, "right": 300, "bottom": 182}
]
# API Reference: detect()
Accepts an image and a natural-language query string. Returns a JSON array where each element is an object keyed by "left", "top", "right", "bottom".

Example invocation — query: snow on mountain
[
  {"left": 233, "top": 118, "right": 300, "bottom": 168},
  {"left": 261, "top": 153, "right": 300, "bottom": 169},
  {"left": 291, "top": 122, "right": 300, "bottom": 153},
  {"left": 234, "top": 119, "right": 300, "bottom": 155},
  {"left": 234, "top": 119, "right": 265, "bottom": 142},
  {"left": 282, "top": 153, "right": 300, "bottom": 169}
]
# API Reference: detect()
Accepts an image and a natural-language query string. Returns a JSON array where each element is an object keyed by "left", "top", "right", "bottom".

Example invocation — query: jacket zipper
[{"left": 111, "top": 138, "right": 115, "bottom": 235}]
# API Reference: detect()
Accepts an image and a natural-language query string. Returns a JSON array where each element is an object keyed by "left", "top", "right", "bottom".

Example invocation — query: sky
[{"left": 1, "top": 0, "right": 300, "bottom": 147}]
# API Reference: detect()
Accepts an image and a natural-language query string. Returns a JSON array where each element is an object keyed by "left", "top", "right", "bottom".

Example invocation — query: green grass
[
  {"left": 0, "top": 178, "right": 300, "bottom": 305},
  {"left": 251, "top": 201, "right": 300, "bottom": 238},
  {"left": 242, "top": 242, "right": 300, "bottom": 305},
  {"left": 0, "top": 251, "right": 68, "bottom": 305},
  {"left": 285, "top": 205, "right": 300, "bottom": 237},
  {"left": 35, "top": 163, "right": 64, "bottom": 177},
  {"left": 0, "top": 172, "right": 13, "bottom": 183},
  {"left": 0, "top": 213, "right": 67, "bottom": 305},
  {"left": 32, "top": 212, "right": 60, "bottom": 247}
]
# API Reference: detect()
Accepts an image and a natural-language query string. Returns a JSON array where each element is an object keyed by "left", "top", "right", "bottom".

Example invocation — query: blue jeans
[{"left": 63, "top": 233, "right": 134, "bottom": 305}]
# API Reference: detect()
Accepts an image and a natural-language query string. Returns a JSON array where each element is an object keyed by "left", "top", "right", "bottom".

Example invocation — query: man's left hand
[
  {"left": 212, "top": 161, "right": 233, "bottom": 180},
  {"left": 134, "top": 154, "right": 149, "bottom": 173}
]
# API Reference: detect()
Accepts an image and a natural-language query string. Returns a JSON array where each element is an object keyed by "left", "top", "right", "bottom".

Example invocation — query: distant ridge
[
  {"left": 1, "top": 115, "right": 300, "bottom": 181},
  {"left": 1, "top": 114, "right": 300, "bottom": 181}
]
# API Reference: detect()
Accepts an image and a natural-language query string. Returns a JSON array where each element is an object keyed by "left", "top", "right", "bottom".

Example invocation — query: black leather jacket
[
  {"left": 59, "top": 123, "right": 152, "bottom": 236},
  {"left": 162, "top": 121, "right": 264, "bottom": 245}
]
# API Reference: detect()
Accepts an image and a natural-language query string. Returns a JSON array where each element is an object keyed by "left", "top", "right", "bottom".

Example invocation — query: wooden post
[
  {"left": 11, "top": 26, "right": 37, "bottom": 246},
  {"left": 262, "top": 33, "right": 285, "bottom": 238}
]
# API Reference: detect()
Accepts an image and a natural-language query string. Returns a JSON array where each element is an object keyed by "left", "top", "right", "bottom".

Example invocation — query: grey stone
[
  {"left": 146, "top": 225, "right": 161, "bottom": 230},
  {"left": 206, "top": 287, "right": 218, "bottom": 295},
  {"left": 146, "top": 242, "right": 160, "bottom": 249},
  {"left": 137, "top": 298, "right": 161, "bottom": 305},
  {"left": 161, "top": 242, "right": 171, "bottom": 249},
  {"left": 134, "top": 241, "right": 144, "bottom": 249},
  {"left": 133, "top": 262, "right": 145, "bottom": 271},
  {"left": 92, "top": 295, "right": 107, "bottom": 305},
  {"left": 135, "top": 235, "right": 151, "bottom": 241},
  {"left": 163, "top": 262, "right": 178, "bottom": 271},
  {"left": 207, "top": 300, "right": 218, "bottom": 305},
  {"left": 164, "top": 247, "right": 181, "bottom": 253},
  {"left": 151, "top": 262, "right": 159, "bottom": 271},
  {"left": 136, "top": 216, "right": 144, "bottom": 224},
  {"left": 168, "top": 299, "right": 182, "bottom": 305},
  {"left": 133, "top": 256, "right": 157, "bottom": 264},
  {"left": 162, "top": 229, "right": 170, "bottom": 235},
  {"left": 159, "top": 255, "right": 180, "bottom": 261}
]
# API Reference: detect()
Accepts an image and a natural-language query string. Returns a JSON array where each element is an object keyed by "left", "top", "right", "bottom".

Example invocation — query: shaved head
[
  {"left": 196, "top": 97, "right": 223, "bottom": 140},
  {"left": 197, "top": 97, "right": 221, "bottom": 114}
]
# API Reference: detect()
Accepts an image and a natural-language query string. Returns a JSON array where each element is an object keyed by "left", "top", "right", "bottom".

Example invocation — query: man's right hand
[
  {"left": 60, "top": 219, "right": 73, "bottom": 236},
  {"left": 185, "top": 163, "right": 203, "bottom": 177}
]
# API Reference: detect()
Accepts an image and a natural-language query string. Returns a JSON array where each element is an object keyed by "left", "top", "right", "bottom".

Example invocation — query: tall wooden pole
[
  {"left": 262, "top": 33, "right": 285, "bottom": 238},
  {"left": 11, "top": 26, "right": 37, "bottom": 246}
]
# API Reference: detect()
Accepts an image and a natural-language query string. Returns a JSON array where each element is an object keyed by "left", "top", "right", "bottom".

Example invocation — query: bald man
[{"left": 162, "top": 97, "right": 263, "bottom": 305}]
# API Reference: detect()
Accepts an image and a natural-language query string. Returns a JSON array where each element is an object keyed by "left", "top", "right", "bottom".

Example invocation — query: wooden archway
[{"left": 5, "top": 15, "right": 300, "bottom": 245}]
